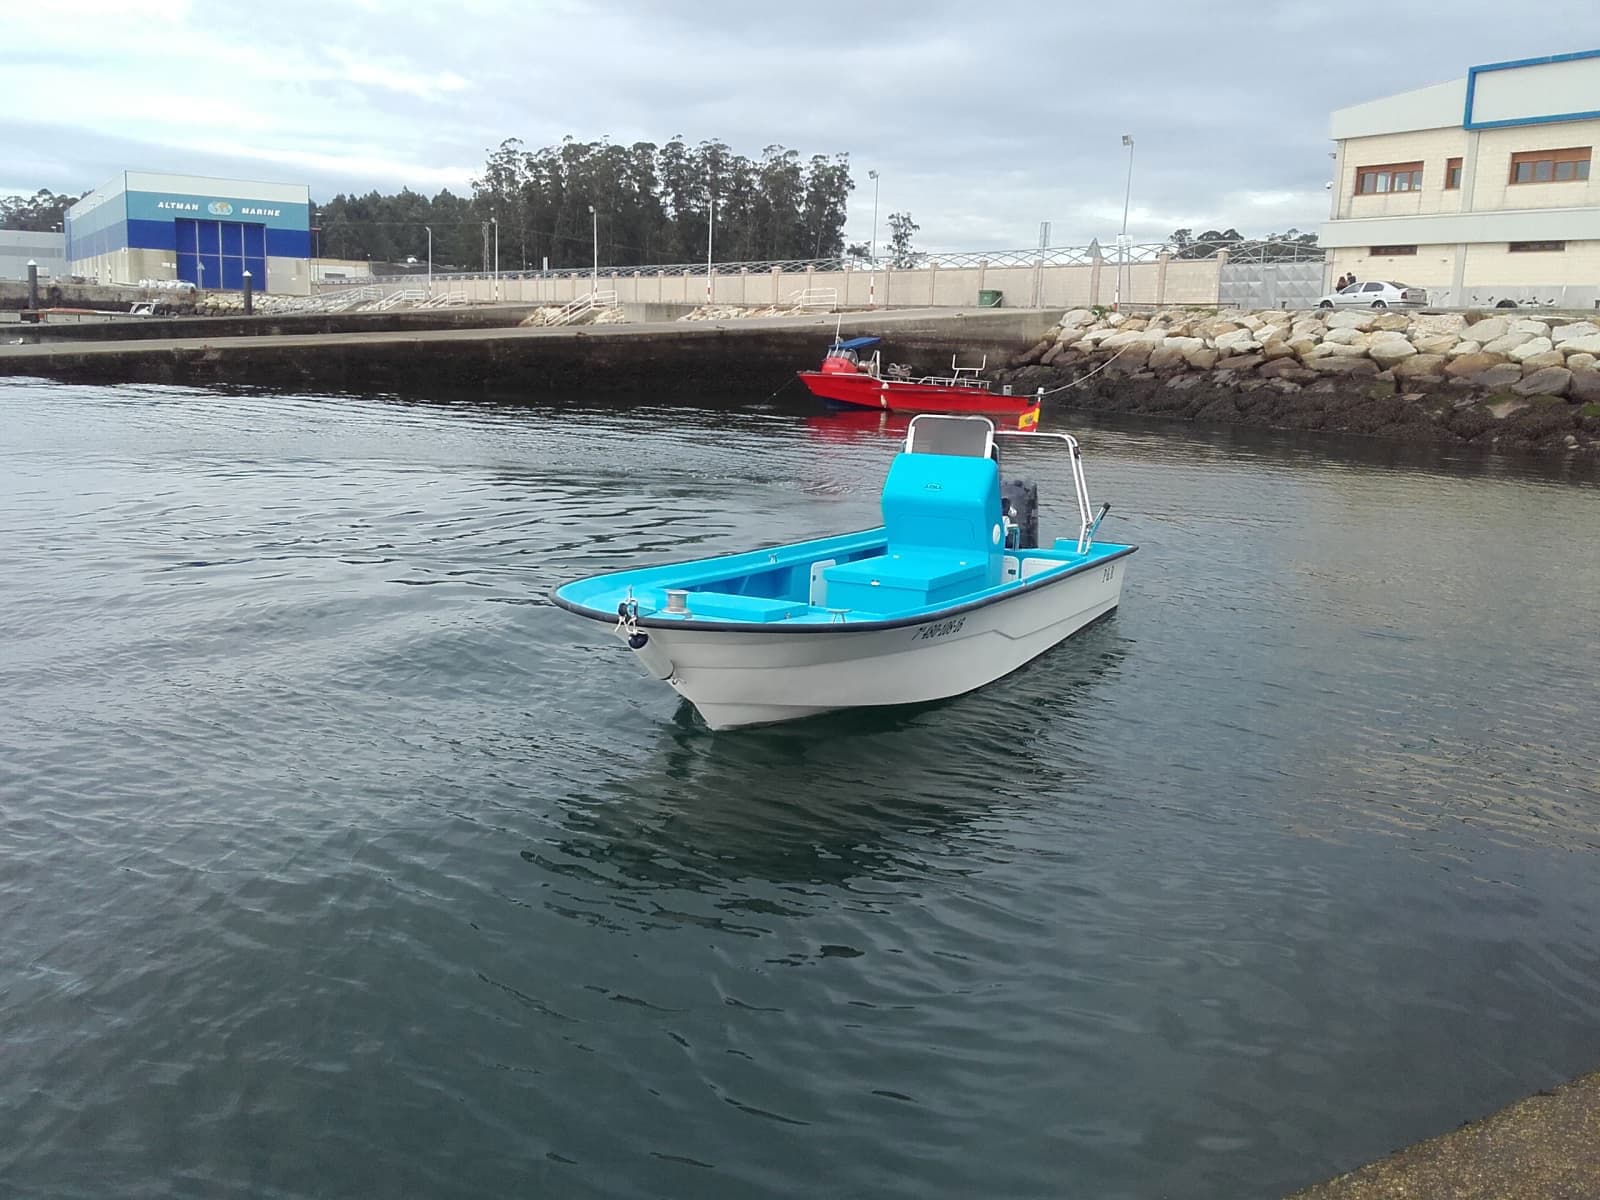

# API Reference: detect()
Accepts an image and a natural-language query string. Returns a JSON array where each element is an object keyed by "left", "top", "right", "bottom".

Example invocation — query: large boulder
[
  {"left": 1213, "top": 327, "right": 1261, "bottom": 354},
  {"left": 1307, "top": 340, "right": 1370, "bottom": 358},
  {"left": 1511, "top": 318, "right": 1551, "bottom": 336},
  {"left": 1446, "top": 340, "right": 1483, "bottom": 358},
  {"left": 1308, "top": 356, "right": 1380, "bottom": 377},
  {"left": 1474, "top": 363, "right": 1525, "bottom": 389},
  {"left": 1569, "top": 368, "right": 1600, "bottom": 402},
  {"left": 1116, "top": 342, "right": 1154, "bottom": 368},
  {"left": 1260, "top": 339, "right": 1297, "bottom": 360},
  {"left": 1324, "top": 326, "right": 1368, "bottom": 345},
  {"left": 1185, "top": 347, "right": 1219, "bottom": 369},
  {"left": 1147, "top": 345, "right": 1188, "bottom": 372},
  {"left": 1566, "top": 352, "right": 1597, "bottom": 371},
  {"left": 1551, "top": 321, "right": 1600, "bottom": 344},
  {"left": 1326, "top": 310, "right": 1376, "bottom": 331},
  {"left": 1372, "top": 312, "right": 1412, "bottom": 332},
  {"left": 1194, "top": 317, "right": 1242, "bottom": 340},
  {"left": 1258, "top": 358, "right": 1315, "bottom": 381},
  {"left": 1392, "top": 354, "right": 1448, "bottom": 381},
  {"left": 1368, "top": 337, "right": 1419, "bottom": 367},
  {"left": 1512, "top": 367, "right": 1572, "bottom": 397},
  {"left": 1016, "top": 337, "right": 1054, "bottom": 366},
  {"left": 1558, "top": 333, "right": 1600, "bottom": 356},
  {"left": 1411, "top": 333, "right": 1460, "bottom": 356},
  {"left": 1216, "top": 352, "right": 1265, "bottom": 371},
  {"left": 1508, "top": 337, "right": 1554, "bottom": 362},
  {"left": 1412, "top": 312, "right": 1470, "bottom": 337},
  {"left": 1481, "top": 331, "right": 1535, "bottom": 355},
  {"left": 1060, "top": 308, "right": 1095, "bottom": 327},
  {"left": 1466, "top": 316, "right": 1510, "bottom": 344},
  {"left": 1100, "top": 329, "right": 1150, "bottom": 349},
  {"left": 1162, "top": 335, "right": 1204, "bottom": 354},
  {"left": 1519, "top": 351, "right": 1567, "bottom": 372}
]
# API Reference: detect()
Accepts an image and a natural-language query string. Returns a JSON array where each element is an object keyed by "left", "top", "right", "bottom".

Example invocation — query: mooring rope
[{"left": 1032, "top": 341, "right": 1132, "bottom": 398}]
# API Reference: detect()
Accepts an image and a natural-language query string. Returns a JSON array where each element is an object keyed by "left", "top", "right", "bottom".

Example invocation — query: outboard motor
[{"left": 1001, "top": 477, "right": 1040, "bottom": 549}]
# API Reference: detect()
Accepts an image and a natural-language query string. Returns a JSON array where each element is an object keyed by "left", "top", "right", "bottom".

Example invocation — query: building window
[
  {"left": 1370, "top": 245, "right": 1418, "bottom": 256},
  {"left": 1508, "top": 241, "right": 1566, "bottom": 253},
  {"left": 1445, "top": 157, "right": 1462, "bottom": 189},
  {"left": 1356, "top": 162, "right": 1424, "bottom": 194},
  {"left": 1509, "top": 147, "right": 1591, "bottom": 184}
]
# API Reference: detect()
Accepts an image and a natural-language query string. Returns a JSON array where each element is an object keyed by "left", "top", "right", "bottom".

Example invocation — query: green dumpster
[{"left": 977, "top": 289, "right": 1003, "bottom": 308}]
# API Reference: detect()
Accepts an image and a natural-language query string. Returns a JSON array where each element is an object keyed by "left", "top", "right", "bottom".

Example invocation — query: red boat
[{"left": 797, "top": 336, "right": 1040, "bottom": 429}]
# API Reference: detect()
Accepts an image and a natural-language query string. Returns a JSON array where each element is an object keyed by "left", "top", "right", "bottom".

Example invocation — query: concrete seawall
[
  {"left": 0, "top": 308, "right": 1061, "bottom": 398},
  {"left": 7, "top": 304, "right": 542, "bottom": 344}
]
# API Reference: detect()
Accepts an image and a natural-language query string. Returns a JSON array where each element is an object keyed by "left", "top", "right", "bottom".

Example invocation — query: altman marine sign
[
  {"left": 153, "top": 198, "right": 282, "bottom": 218},
  {"left": 131, "top": 191, "right": 307, "bottom": 230}
]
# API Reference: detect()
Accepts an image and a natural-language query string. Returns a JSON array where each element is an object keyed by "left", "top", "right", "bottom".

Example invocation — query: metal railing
[
  {"left": 421, "top": 289, "right": 467, "bottom": 308},
  {"left": 375, "top": 288, "right": 425, "bottom": 310},
  {"left": 544, "top": 289, "right": 619, "bottom": 326},
  {"left": 786, "top": 286, "right": 838, "bottom": 310},
  {"left": 315, "top": 238, "right": 1324, "bottom": 290}
]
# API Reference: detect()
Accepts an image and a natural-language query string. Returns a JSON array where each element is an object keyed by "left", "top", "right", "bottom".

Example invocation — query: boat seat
[
  {"left": 681, "top": 591, "right": 810, "bottom": 623},
  {"left": 823, "top": 551, "right": 987, "bottom": 612}
]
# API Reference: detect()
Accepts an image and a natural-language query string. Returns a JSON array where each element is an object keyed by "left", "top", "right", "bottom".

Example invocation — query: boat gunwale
[
  {"left": 551, "top": 543, "right": 1137, "bottom": 635},
  {"left": 795, "top": 369, "right": 997, "bottom": 394}
]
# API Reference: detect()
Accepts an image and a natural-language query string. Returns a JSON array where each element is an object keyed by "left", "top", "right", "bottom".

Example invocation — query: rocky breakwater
[{"left": 1001, "top": 307, "right": 1600, "bottom": 455}]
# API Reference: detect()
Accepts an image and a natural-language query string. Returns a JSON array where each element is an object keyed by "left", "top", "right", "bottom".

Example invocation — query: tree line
[
  {"left": 0, "top": 189, "right": 81, "bottom": 233},
  {"left": 1167, "top": 226, "right": 1319, "bottom": 261},
  {"left": 315, "top": 136, "right": 866, "bottom": 270}
]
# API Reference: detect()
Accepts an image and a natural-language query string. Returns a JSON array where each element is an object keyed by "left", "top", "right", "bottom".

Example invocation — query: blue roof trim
[
  {"left": 1464, "top": 48, "right": 1600, "bottom": 130},
  {"left": 830, "top": 335, "right": 881, "bottom": 351}
]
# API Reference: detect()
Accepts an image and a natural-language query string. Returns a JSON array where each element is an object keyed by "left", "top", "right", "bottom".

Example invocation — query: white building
[
  {"left": 1323, "top": 50, "right": 1600, "bottom": 309},
  {"left": 0, "top": 230, "right": 67, "bottom": 282}
]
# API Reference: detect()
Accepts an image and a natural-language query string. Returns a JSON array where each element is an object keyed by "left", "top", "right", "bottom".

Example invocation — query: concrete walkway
[
  {"left": 1289, "top": 1069, "right": 1600, "bottom": 1199},
  {"left": 0, "top": 307, "right": 1050, "bottom": 363}
]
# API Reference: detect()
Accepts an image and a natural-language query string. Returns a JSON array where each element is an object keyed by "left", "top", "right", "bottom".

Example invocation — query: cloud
[{"left": 3, "top": 0, "right": 1597, "bottom": 251}]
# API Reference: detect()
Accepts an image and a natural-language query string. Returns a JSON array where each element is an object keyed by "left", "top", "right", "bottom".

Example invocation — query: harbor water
[{"left": 2, "top": 378, "right": 1597, "bottom": 1198}]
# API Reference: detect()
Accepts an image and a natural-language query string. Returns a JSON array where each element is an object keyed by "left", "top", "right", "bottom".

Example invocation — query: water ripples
[{"left": 2, "top": 379, "right": 1598, "bottom": 1198}]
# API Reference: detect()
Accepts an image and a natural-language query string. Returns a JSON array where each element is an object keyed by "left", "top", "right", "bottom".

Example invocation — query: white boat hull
[{"left": 618, "top": 558, "right": 1126, "bottom": 729}]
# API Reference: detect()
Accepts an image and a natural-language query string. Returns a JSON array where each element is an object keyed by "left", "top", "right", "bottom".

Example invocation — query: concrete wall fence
[{"left": 321, "top": 255, "right": 1245, "bottom": 311}]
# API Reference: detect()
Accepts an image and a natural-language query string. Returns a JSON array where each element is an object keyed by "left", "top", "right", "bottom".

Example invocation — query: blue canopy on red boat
[{"left": 828, "top": 336, "right": 881, "bottom": 351}]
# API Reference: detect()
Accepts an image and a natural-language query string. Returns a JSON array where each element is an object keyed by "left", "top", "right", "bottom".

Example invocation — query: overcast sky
[{"left": 5, "top": 1, "right": 1597, "bottom": 254}]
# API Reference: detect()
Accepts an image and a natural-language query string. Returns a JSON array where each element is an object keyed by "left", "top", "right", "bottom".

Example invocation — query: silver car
[{"left": 1317, "top": 280, "right": 1428, "bottom": 309}]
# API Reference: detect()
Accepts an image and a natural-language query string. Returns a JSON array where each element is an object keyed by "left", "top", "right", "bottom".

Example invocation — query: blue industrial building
[{"left": 66, "top": 171, "right": 312, "bottom": 294}]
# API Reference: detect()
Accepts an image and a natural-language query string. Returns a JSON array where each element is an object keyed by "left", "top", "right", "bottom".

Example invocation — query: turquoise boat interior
[{"left": 552, "top": 416, "right": 1135, "bottom": 631}]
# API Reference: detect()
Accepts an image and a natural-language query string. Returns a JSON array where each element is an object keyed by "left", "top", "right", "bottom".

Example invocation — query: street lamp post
[
  {"left": 868, "top": 169, "right": 880, "bottom": 308},
  {"left": 491, "top": 216, "right": 499, "bottom": 302},
  {"left": 706, "top": 193, "right": 715, "bottom": 305},
  {"left": 588, "top": 204, "right": 598, "bottom": 296},
  {"left": 1116, "top": 134, "right": 1135, "bottom": 311},
  {"left": 425, "top": 225, "right": 433, "bottom": 300}
]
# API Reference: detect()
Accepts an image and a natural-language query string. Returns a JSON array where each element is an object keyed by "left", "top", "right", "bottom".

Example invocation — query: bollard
[
  {"left": 27, "top": 259, "right": 39, "bottom": 311},
  {"left": 242, "top": 270, "right": 254, "bottom": 316}
]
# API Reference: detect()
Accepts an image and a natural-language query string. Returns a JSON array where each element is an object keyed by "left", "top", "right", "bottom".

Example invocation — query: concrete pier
[
  {"left": 0, "top": 308, "right": 1060, "bottom": 397},
  {"left": 1289, "top": 1069, "right": 1600, "bottom": 1199}
]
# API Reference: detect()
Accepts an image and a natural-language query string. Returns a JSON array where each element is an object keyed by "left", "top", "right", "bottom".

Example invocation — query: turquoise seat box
[{"left": 823, "top": 552, "right": 987, "bottom": 611}]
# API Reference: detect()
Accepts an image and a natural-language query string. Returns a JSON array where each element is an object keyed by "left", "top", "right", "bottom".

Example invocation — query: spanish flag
[{"left": 1016, "top": 404, "right": 1041, "bottom": 431}]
